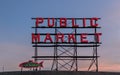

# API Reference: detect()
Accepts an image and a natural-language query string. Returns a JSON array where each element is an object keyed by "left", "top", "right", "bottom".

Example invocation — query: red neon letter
[
  {"left": 32, "top": 33, "right": 40, "bottom": 42},
  {"left": 48, "top": 18, "right": 55, "bottom": 27},
  {"left": 44, "top": 33, "right": 53, "bottom": 42},
  {"left": 68, "top": 34, "right": 76, "bottom": 43},
  {"left": 83, "top": 18, "right": 86, "bottom": 27},
  {"left": 90, "top": 17, "right": 99, "bottom": 27},
  {"left": 56, "top": 33, "right": 64, "bottom": 42},
  {"left": 60, "top": 18, "right": 67, "bottom": 27},
  {"left": 72, "top": 18, "right": 78, "bottom": 27},
  {"left": 81, "top": 33, "right": 88, "bottom": 43},
  {"left": 95, "top": 33, "right": 102, "bottom": 43},
  {"left": 36, "top": 18, "right": 44, "bottom": 27}
]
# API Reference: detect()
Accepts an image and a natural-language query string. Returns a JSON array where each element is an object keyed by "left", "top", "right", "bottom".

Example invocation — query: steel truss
[{"left": 31, "top": 18, "right": 101, "bottom": 72}]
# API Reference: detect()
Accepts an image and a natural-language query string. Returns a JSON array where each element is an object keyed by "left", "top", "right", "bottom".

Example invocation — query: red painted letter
[
  {"left": 95, "top": 33, "right": 102, "bottom": 43},
  {"left": 81, "top": 33, "right": 88, "bottom": 43},
  {"left": 90, "top": 17, "right": 99, "bottom": 27},
  {"left": 48, "top": 18, "right": 55, "bottom": 27},
  {"left": 44, "top": 33, "right": 53, "bottom": 42},
  {"left": 60, "top": 18, "right": 67, "bottom": 27},
  {"left": 83, "top": 18, "right": 86, "bottom": 27},
  {"left": 36, "top": 18, "right": 44, "bottom": 27},
  {"left": 56, "top": 33, "right": 64, "bottom": 42},
  {"left": 72, "top": 18, "right": 78, "bottom": 27},
  {"left": 32, "top": 33, "right": 40, "bottom": 43},
  {"left": 68, "top": 34, "right": 76, "bottom": 43}
]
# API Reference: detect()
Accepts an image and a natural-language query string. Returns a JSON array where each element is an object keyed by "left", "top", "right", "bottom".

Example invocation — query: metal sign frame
[{"left": 31, "top": 17, "right": 101, "bottom": 71}]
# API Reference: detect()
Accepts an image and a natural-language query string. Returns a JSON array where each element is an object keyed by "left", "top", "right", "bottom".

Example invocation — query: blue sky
[{"left": 0, "top": 0, "right": 120, "bottom": 72}]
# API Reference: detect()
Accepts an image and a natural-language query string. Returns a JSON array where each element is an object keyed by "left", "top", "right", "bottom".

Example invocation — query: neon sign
[
  {"left": 32, "top": 17, "right": 102, "bottom": 46},
  {"left": 19, "top": 60, "right": 43, "bottom": 68},
  {"left": 31, "top": 17, "right": 102, "bottom": 71}
]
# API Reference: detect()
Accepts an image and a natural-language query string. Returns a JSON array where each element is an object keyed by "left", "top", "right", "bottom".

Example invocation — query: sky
[{"left": 0, "top": 0, "right": 120, "bottom": 72}]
